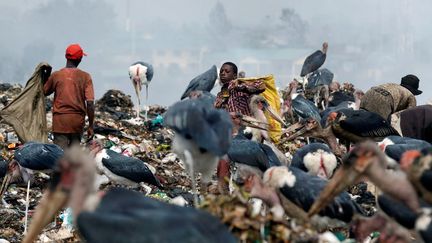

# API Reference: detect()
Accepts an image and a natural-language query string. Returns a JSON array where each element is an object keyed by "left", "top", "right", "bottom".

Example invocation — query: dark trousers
[{"left": 53, "top": 133, "right": 81, "bottom": 150}]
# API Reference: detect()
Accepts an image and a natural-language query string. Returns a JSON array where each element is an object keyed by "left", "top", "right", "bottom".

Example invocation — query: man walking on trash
[{"left": 44, "top": 44, "right": 95, "bottom": 149}]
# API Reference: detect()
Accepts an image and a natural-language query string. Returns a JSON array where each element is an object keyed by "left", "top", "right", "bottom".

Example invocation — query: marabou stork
[
  {"left": 0, "top": 142, "right": 64, "bottom": 200},
  {"left": 400, "top": 148, "right": 432, "bottom": 204},
  {"left": 164, "top": 99, "right": 232, "bottom": 205},
  {"left": 88, "top": 140, "right": 162, "bottom": 188},
  {"left": 291, "top": 143, "right": 337, "bottom": 179},
  {"left": 249, "top": 95, "right": 287, "bottom": 142},
  {"left": 180, "top": 65, "right": 217, "bottom": 100},
  {"left": 305, "top": 68, "right": 333, "bottom": 109},
  {"left": 283, "top": 80, "right": 321, "bottom": 123},
  {"left": 23, "top": 147, "right": 236, "bottom": 243},
  {"left": 283, "top": 109, "right": 400, "bottom": 156},
  {"left": 227, "top": 133, "right": 282, "bottom": 181},
  {"left": 242, "top": 166, "right": 364, "bottom": 224},
  {"left": 128, "top": 62, "right": 154, "bottom": 118},
  {"left": 300, "top": 42, "right": 328, "bottom": 77},
  {"left": 378, "top": 136, "right": 431, "bottom": 168},
  {"left": 308, "top": 141, "right": 421, "bottom": 219}
]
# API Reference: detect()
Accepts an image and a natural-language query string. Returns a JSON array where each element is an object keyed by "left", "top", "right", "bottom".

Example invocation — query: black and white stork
[
  {"left": 283, "top": 109, "right": 400, "bottom": 156},
  {"left": 308, "top": 141, "right": 421, "bottom": 218},
  {"left": 128, "top": 61, "right": 154, "bottom": 118},
  {"left": 180, "top": 65, "right": 217, "bottom": 100},
  {"left": 23, "top": 147, "right": 236, "bottom": 243},
  {"left": 0, "top": 142, "right": 64, "bottom": 200},
  {"left": 300, "top": 42, "right": 328, "bottom": 77},
  {"left": 88, "top": 140, "right": 162, "bottom": 188},
  {"left": 241, "top": 166, "right": 364, "bottom": 224},
  {"left": 291, "top": 143, "right": 337, "bottom": 179},
  {"left": 164, "top": 99, "right": 232, "bottom": 205}
]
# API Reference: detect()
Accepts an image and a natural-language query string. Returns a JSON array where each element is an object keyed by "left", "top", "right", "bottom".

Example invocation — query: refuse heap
[{"left": 0, "top": 87, "right": 375, "bottom": 243}]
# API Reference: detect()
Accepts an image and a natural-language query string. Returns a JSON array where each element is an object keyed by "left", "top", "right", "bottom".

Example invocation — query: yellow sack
[{"left": 237, "top": 75, "right": 282, "bottom": 143}]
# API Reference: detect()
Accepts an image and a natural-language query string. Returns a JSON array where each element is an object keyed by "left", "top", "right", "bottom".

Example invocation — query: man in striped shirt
[
  {"left": 215, "top": 62, "right": 265, "bottom": 115},
  {"left": 214, "top": 62, "right": 265, "bottom": 193}
]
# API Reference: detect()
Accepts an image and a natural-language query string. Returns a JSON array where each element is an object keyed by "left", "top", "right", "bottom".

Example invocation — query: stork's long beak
[
  {"left": 264, "top": 105, "right": 287, "bottom": 127},
  {"left": 145, "top": 84, "right": 149, "bottom": 101},
  {"left": 307, "top": 165, "right": 361, "bottom": 217},
  {"left": 0, "top": 173, "right": 12, "bottom": 201},
  {"left": 283, "top": 121, "right": 304, "bottom": 134},
  {"left": 280, "top": 122, "right": 308, "bottom": 142},
  {"left": 240, "top": 115, "right": 269, "bottom": 131},
  {"left": 22, "top": 186, "right": 68, "bottom": 243}
]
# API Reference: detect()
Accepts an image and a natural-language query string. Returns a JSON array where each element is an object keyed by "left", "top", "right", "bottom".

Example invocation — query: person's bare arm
[
  {"left": 237, "top": 80, "right": 266, "bottom": 94},
  {"left": 86, "top": 101, "right": 95, "bottom": 138}
]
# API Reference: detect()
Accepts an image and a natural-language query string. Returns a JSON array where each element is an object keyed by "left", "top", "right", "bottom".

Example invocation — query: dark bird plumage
[
  {"left": 181, "top": 65, "right": 217, "bottom": 100},
  {"left": 77, "top": 188, "right": 236, "bottom": 243},
  {"left": 291, "top": 94, "right": 321, "bottom": 122},
  {"left": 0, "top": 157, "right": 7, "bottom": 178},
  {"left": 14, "top": 142, "right": 63, "bottom": 171},
  {"left": 306, "top": 68, "right": 333, "bottom": 89},
  {"left": 164, "top": 99, "right": 232, "bottom": 157},
  {"left": 268, "top": 166, "right": 364, "bottom": 222},
  {"left": 328, "top": 91, "right": 355, "bottom": 107},
  {"left": 333, "top": 109, "right": 400, "bottom": 141},
  {"left": 228, "top": 134, "right": 282, "bottom": 172},
  {"left": 164, "top": 99, "right": 232, "bottom": 199},
  {"left": 191, "top": 91, "right": 216, "bottom": 107},
  {"left": 291, "top": 143, "right": 337, "bottom": 179},
  {"left": 376, "top": 194, "right": 432, "bottom": 243},
  {"left": 320, "top": 102, "right": 355, "bottom": 127},
  {"left": 307, "top": 142, "right": 421, "bottom": 220},
  {"left": 23, "top": 148, "right": 236, "bottom": 243},
  {"left": 284, "top": 109, "right": 399, "bottom": 157},
  {"left": 377, "top": 194, "right": 422, "bottom": 229},
  {"left": 96, "top": 149, "right": 162, "bottom": 188},
  {"left": 400, "top": 147, "right": 432, "bottom": 204},
  {"left": 379, "top": 136, "right": 432, "bottom": 162},
  {"left": 300, "top": 42, "right": 328, "bottom": 77}
]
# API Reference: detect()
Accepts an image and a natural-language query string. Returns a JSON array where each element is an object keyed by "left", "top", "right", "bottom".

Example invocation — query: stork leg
[
  {"left": 2, "top": 199, "right": 9, "bottom": 207},
  {"left": 134, "top": 81, "right": 142, "bottom": 118},
  {"left": 24, "top": 180, "right": 31, "bottom": 233},
  {"left": 144, "top": 85, "right": 149, "bottom": 120},
  {"left": 322, "top": 85, "right": 329, "bottom": 109},
  {"left": 184, "top": 150, "right": 199, "bottom": 207}
]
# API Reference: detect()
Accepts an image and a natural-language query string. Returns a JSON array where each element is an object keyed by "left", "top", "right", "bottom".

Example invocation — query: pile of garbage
[
  {"left": 0, "top": 86, "right": 377, "bottom": 243},
  {"left": 0, "top": 83, "right": 23, "bottom": 109},
  {"left": 96, "top": 89, "right": 135, "bottom": 120},
  {"left": 201, "top": 192, "right": 322, "bottom": 242}
]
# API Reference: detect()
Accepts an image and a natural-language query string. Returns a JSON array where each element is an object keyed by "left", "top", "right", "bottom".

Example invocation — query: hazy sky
[{"left": 0, "top": 0, "right": 430, "bottom": 106}]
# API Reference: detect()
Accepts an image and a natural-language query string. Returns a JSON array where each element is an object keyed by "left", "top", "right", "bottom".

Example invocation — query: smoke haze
[{"left": 0, "top": 0, "right": 430, "bottom": 106}]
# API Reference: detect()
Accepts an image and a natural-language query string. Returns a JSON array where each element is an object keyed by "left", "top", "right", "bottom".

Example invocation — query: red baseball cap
[{"left": 65, "top": 44, "right": 87, "bottom": 60}]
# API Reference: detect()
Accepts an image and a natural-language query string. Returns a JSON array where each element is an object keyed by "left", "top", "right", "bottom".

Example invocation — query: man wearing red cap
[{"left": 44, "top": 44, "right": 95, "bottom": 149}]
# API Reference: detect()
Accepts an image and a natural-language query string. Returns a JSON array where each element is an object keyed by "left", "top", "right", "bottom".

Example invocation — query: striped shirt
[{"left": 215, "top": 80, "right": 265, "bottom": 116}]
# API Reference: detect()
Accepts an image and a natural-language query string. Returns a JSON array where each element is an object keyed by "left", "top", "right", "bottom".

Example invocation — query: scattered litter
[{"left": 170, "top": 196, "right": 188, "bottom": 207}]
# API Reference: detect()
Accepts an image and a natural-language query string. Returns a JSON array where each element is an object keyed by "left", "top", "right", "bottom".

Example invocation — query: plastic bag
[{"left": 237, "top": 75, "right": 282, "bottom": 143}]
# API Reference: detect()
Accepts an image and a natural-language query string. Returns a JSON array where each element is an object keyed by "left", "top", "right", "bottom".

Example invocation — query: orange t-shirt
[{"left": 44, "top": 68, "right": 94, "bottom": 133}]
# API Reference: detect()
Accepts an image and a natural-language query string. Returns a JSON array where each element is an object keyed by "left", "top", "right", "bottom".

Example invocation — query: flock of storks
[{"left": 0, "top": 42, "right": 431, "bottom": 243}]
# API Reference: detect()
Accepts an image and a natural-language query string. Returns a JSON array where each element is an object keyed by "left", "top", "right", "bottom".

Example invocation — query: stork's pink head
[
  {"left": 7, "top": 160, "right": 21, "bottom": 181},
  {"left": 400, "top": 150, "right": 422, "bottom": 171}
]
